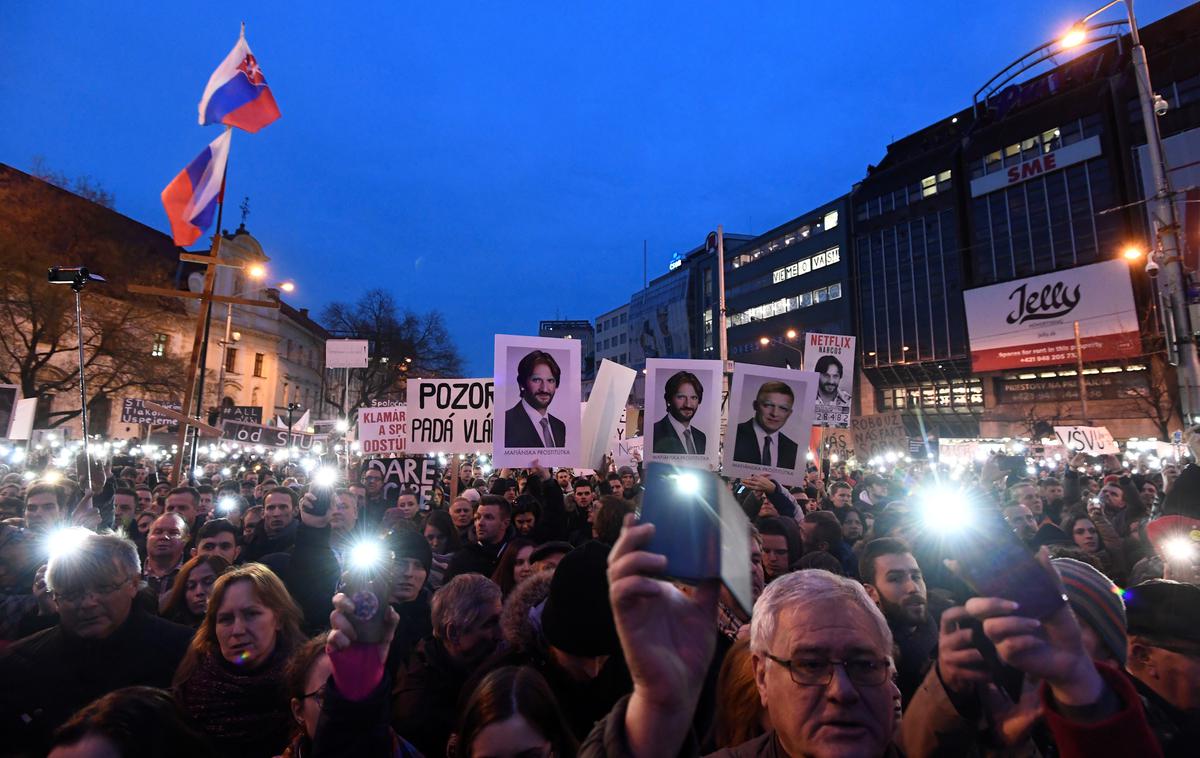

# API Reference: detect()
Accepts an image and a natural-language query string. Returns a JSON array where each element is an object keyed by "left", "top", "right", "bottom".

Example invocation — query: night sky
[{"left": 2, "top": 0, "right": 1191, "bottom": 374}]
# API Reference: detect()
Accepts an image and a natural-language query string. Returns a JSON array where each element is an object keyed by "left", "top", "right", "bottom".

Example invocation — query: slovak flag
[
  {"left": 161, "top": 130, "right": 232, "bottom": 246},
  {"left": 198, "top": 31, "right": 281, "bottom": 133}
]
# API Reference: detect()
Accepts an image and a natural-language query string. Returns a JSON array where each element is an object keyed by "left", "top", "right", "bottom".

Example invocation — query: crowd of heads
[{"left": 0, "top": 437, "right": 1195, "bottom": 758}]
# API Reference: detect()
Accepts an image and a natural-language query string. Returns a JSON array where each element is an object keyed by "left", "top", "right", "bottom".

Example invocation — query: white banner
[
  {"left": 357, "top": 405, "right": 408, "bottom": 456},
  {"left": 614, "top": 436, "right": 644, "bottom": 469},
  {"left": 806, "top": 333, "right": 855, "bottom": 428},
  {"left": 580, "top": 360, "right": 636, "bottom": 469},
  {"left": 963, "top": 259, "right": 1140, "bottom": 372},
  {"left": 1054, "top": 425, "right": 1120, "bottom": 456},
  {"left": 407, "top": 378, "right": 494, "bottom": 454}
]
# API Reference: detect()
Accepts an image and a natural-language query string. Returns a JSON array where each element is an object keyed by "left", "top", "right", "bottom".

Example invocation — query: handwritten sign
[
  {"left": 850, "top": 413, "right": 908, "bottom": 460},
  {"left": 121, "top": 398, "right": 182, "bottom": 429},
  {"left": 1054, "top": 426, "right": 1120, "bottom": 455},
  {"left": 362, "top": 456, "right": 437, "bottom": 503}
]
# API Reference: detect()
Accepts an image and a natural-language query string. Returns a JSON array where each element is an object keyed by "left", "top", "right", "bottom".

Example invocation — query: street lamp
[
  {"left": 215, "top": 270, "right": 296, "bottom": 411},
  {"left": 1122, "top": 245, "right": 1145, "bottom": 261},
  {"left": 1060, "top": 0, "right": 1200, "bottom": 421},
  {"left": 759, "top": 334, "right": 805, "bottom": 368}
]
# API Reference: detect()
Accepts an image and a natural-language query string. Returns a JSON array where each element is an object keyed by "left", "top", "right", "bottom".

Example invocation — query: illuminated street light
[
  {"left": 785, "top": 329, "right": 798, "bottom": 340},
  {"left": 759, "top": 336, "right": 770, "bottom": 346},
  {"left": 1121, "top": 246, "right": 1144, "bottom": 261},
  {"left": 1060, "top": 25, "right": 1087, "bottom": 48},
  {"left": 279, "top": 281, "right": 296, "bottom": 293},
  {"left": 246, "top": 263, "right": 266, "bottom": 279}
]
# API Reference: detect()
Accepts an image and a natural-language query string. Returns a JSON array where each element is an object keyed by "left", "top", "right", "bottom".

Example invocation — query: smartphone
[
  {"left": 339, "top": 556, "right": 393, "bottom": 645},
  {"left": 640, "top": 463, "right": 721, "bottom": 583},
  {"left": 306, "top": 486, "right": 332, "bottom": 517},
  {"left": 950, "top": 509, "right": 1066, "bottom": 620},
  {"left": 994, "top": 454, "right": 1026, "bottom": 478}
]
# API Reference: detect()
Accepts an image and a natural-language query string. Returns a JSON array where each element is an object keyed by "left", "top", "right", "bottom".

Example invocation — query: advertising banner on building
[
  {"left": 627, "top": 272, "right": 691, "bottom": 367},
  {"left": 806, "top": 333, "right": 855, "bottom": 428},
  {"left": 357, "top": 405, "right": 408, "bottom": 456},
  {"left": 963, "top": 259, "right": 1140, "bottom": 372},
  {"left": 407, "top": 379, "right": 494, "bottom": 455}
]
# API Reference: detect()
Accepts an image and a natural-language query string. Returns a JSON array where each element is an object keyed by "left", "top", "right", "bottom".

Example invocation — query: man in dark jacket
[
  {"left": 0, "top": 532, "right": 192, "bottom": 754},
  {"left": 445, "top": 495, "right": 511, "bottom": 580}
]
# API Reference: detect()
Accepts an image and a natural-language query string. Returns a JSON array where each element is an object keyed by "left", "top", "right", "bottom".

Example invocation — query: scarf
[{"left": 178, "top": 647, "right": 292, "bottom": 753}]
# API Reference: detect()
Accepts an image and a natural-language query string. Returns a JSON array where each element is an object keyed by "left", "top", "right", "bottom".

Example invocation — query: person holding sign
[
  {"left": 504, "top": 351, "right": 566, "bottom": 448},
  {"left": 651, "top": 371, "right": 707, "bottom": 455},
  {"left": 733, "top": 382, "right": 799, "bottom": 470}
]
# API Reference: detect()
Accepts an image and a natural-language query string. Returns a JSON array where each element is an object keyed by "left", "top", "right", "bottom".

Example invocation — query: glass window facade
[{"left": 857, "top": 208, "right": 965, "bottom": 366}]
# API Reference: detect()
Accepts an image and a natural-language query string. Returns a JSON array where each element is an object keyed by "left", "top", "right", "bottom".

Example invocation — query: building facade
[
  {"left": 852, "top": 3, "right": 1200, "bottom": 439},
  {"left": 593, "top": 304, "right": 630, "bottom": 368},
  {"left": 722, "top": 196, "right": 853, "bottom": 369}
]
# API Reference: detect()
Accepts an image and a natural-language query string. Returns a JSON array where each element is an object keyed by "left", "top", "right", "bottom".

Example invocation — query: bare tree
[
  {"left": 28, "top": 156, "right": 115, "bottom": 209},
  {"left": 320, "top": 290, "right": 463, "bottom": 412},
  {"left": 1123, "top": 354, "right": 1180, "bottom": 439}
]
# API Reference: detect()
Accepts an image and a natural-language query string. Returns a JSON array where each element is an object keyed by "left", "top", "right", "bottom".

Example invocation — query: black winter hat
[
  {"left": 1125, "top": 579, "right": 1200, "bottom": 645},
  {"left": 541, "top": 541, "right": 620, "bottom": 657},
  {"left": 386, "top": 527, "right": 433, "bottom": 574}
]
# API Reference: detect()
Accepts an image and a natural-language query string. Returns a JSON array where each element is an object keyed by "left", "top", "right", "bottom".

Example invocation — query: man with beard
[
  {"left": 733, "top": 381, "right": 799, "bottom": 469},
  {"left": 652, "top": 370, "right": 707, "bottom": 455},
  {"left": 813, "top": 355, "right": 851, "bottom": 427},
  {"left": 860, "top": 537, "right": 936, "bottom": 707},
  {"left": 504, "top": 350, "right": 566, "bottom": 448}
]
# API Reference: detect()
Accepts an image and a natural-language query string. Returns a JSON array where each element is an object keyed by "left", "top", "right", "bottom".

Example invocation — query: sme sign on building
[{"left": 963, "top": 259, "right": 1141, "bottom": 372}]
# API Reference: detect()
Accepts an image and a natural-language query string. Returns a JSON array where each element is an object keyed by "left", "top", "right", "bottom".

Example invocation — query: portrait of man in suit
[
  {"left": 503, "top": 350, "right": 566, "bottom": 448},
  {"left": 733, "top": 380, "right": 799, "bottom": 469},
  {"left": 652, "top": 370, "right": 706, "bottom": 455},
  {"left": 814, "top": 355, "right": 852, "bottom": 407}
]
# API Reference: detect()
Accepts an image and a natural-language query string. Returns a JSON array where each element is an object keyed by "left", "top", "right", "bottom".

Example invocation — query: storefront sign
[{"left": 996, "top": 371, "right": 1147, "bottom": 404}]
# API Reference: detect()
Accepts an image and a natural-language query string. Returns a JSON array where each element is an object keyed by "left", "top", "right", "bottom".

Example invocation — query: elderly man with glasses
[{"left": 0, "top": 531, "right": 192, "bottom": 754}]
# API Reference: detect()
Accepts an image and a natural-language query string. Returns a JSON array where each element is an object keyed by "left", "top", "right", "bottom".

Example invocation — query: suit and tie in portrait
[
  {"left": 731, "top": 380, "right": 800, "bottom": 469},
  {"left": 503, "top": 349, "right": 567, "bottom": 448},
  {"left": 651, "top": 370, "right": 708, "bottom": 455}
]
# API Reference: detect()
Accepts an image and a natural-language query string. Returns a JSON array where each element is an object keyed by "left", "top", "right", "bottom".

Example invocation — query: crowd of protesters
[{"left": 0, "top": 436, "right": 1196, "bottom": 758}]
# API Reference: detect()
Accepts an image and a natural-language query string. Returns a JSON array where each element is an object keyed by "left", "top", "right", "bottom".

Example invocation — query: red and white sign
[
  {"left": 963, "top": 259, "right": 1140, "bottom": 372},
  {"left": 970, "top": 136, "right": 1101, "bottom": 197}
]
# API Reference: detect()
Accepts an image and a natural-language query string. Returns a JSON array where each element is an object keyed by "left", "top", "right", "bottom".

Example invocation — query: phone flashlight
[
  {"left": 217, "top": 497, "right": 239, "bottom": 514},
  {"left": 1163, "top": 536, "right": 1198, "bottom": 563},
  {"left": 45, "top": 526, "right": 91, "bottom": 561}
]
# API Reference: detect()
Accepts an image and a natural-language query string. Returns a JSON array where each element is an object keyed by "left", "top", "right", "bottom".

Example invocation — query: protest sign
[
  {"left": 121, "top": 398, "right": 182, "bottom": 429},
  {"left": 850, "top": 413, "right": 908, "bottom": 460},
  {"left": 645, "top": 358, "right": 722, "bottom": 470},
  {"left": 362, "top": 456, "right": 437, "bottom": 503},
  {"left": 821, "top": 428, "right": 855, "bottom": 462},
  {"left": 1054, "top": 425, "right": 1120, "bottom": 455},
  {"left": 220, "top": 405, "right": 263, "bottom": 425},
  {"left": 580, "top": 360, "right": 636, "bottom": 469},
  {"left": 721, "top": 364, "right": 818, "bottom": 486},
  {"left": 614, "top": 436, "right": 644, "bottom": 469},
  {"left": 493, "top": 334, "right": 581, "bottom": 467},
  {"left": 357, "top": 405, "right": 408, "bottom": 456},
  {"left": 0, "top": 385, "right": 16, "bottom": 439},
  {"left": 6, "top": 398, "right": 36, "bottom": 441},
  {"left": 408, "top": 378, "right": 494, "bottom": 454},
  {"left": 807, "top": 332, "right": 855, "bottom": 428},
  {"left": 220, "top": 418, "right": 314, "bottom": 451}
]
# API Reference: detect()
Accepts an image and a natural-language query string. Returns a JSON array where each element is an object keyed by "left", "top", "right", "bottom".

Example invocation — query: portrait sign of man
[
  {"left": 733, "top": 381, "right": 800, "bottom": 469},
  {"left": 652, "top": 370, "right": 706, "bottom": 455},
  {"left": 503, "top": 350, "right": 566, "bottom": 448},
  {"left": 815, "top": 355, "right": 850, "bottom": 405}
]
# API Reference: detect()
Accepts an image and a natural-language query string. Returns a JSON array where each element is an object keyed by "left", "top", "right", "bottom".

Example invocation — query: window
[
  {"left": 823, "top": 210, "right": 839, "bottom": 230},
  {"left": 828, "top": 282, "right": 842, "bottom": 299},
  {"left": 921, "top": 175, "right": 937, "bottom": 197},
  {"left": 151, "top": 333, "right": 168, "bottom": 358},
  {"left": 620, "top": 313, "right": 627, "bottom": 324},
  {"left": 224, "top": 347, "right": 237, "bottom": 373},
  {"left": 253, "top": 353, "right": 265, "bottom": 378},
  {"left": 619, "top": 333, "right": 626, "bottom": 344}
]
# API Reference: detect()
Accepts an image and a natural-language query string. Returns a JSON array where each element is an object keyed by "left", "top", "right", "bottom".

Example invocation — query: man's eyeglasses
[
  {"left": 763, "top": 653, "right": 892, "bottom": 687},
  {"left": 53, "top": 578, "right": 130, "bottom": 605}
]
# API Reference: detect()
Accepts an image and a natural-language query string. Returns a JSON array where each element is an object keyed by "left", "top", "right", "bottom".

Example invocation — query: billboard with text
[{"left": 963, "top": 259, "right": 1140, "bottom": 372}]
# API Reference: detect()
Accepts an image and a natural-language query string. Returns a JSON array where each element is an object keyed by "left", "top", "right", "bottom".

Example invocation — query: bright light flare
[
  {"left": 918, "top": 487, "right": 973, "bottom": 534},
  {"left": 46, "top": 526, "right": 91, "bottom": 561},
  {"left": 1061, "top": 26, "right": 1086, "bottom": 48},
  {"left": 1163, "top": 536, "right": 1197, "bottom": 563},
  {"left": 759, "top": 337, "right": 770, "bottom": 346},
  {"left": 313, "top": 466, "right": 338, "bottom": 488},
  {"left": 673, "top": 471, "right": 702, "bottom": 496},
  {"left": 335, "top": 419, "right": 349, "bottom": 433},
  {"left": 349, "top": 539, "right": 386, "bottom": 571},
  {"left": 1122, "top": 246, "right": 1144, "bottom": 261},
  {"left": 246, "top": 264, "right": 267, "bottom": 279},
  {"left": 43, "top": 471, "right": 62, "bottom": 484},
  {"left": 217, "top": 497, "right": 239, "bottom": 513},
  {"left": 279, "top": 281, "right": 296, "bottom": 293}
]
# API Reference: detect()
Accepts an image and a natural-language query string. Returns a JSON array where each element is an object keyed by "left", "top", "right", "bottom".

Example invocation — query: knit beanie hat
[
  {"left": 387, "top": 527, "right": 433, "bottom": 574},
  {"left": 540, "top": 541, "right": 620, "bottom": 657},
  {"left": 1052, "top": 557, "right": 1127, "bottom": 665}
]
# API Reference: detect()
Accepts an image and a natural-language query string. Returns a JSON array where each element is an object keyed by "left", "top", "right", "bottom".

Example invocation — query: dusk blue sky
[{"left": 2, "top": 1, "right": 1191, "bottom": 375}]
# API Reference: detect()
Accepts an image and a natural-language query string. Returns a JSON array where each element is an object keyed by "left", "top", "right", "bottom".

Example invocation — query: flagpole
[{"left": 172, "top": 127, "right": 232, "bottom": 485}]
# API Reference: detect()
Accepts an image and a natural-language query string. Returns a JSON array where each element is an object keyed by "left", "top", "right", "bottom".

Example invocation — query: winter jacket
[
  {"left": 391, "top": 636, "right": 473, "bottom": 758},
  {"left": 0, "top": 610, "right": 192, "bottom": 754}
]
